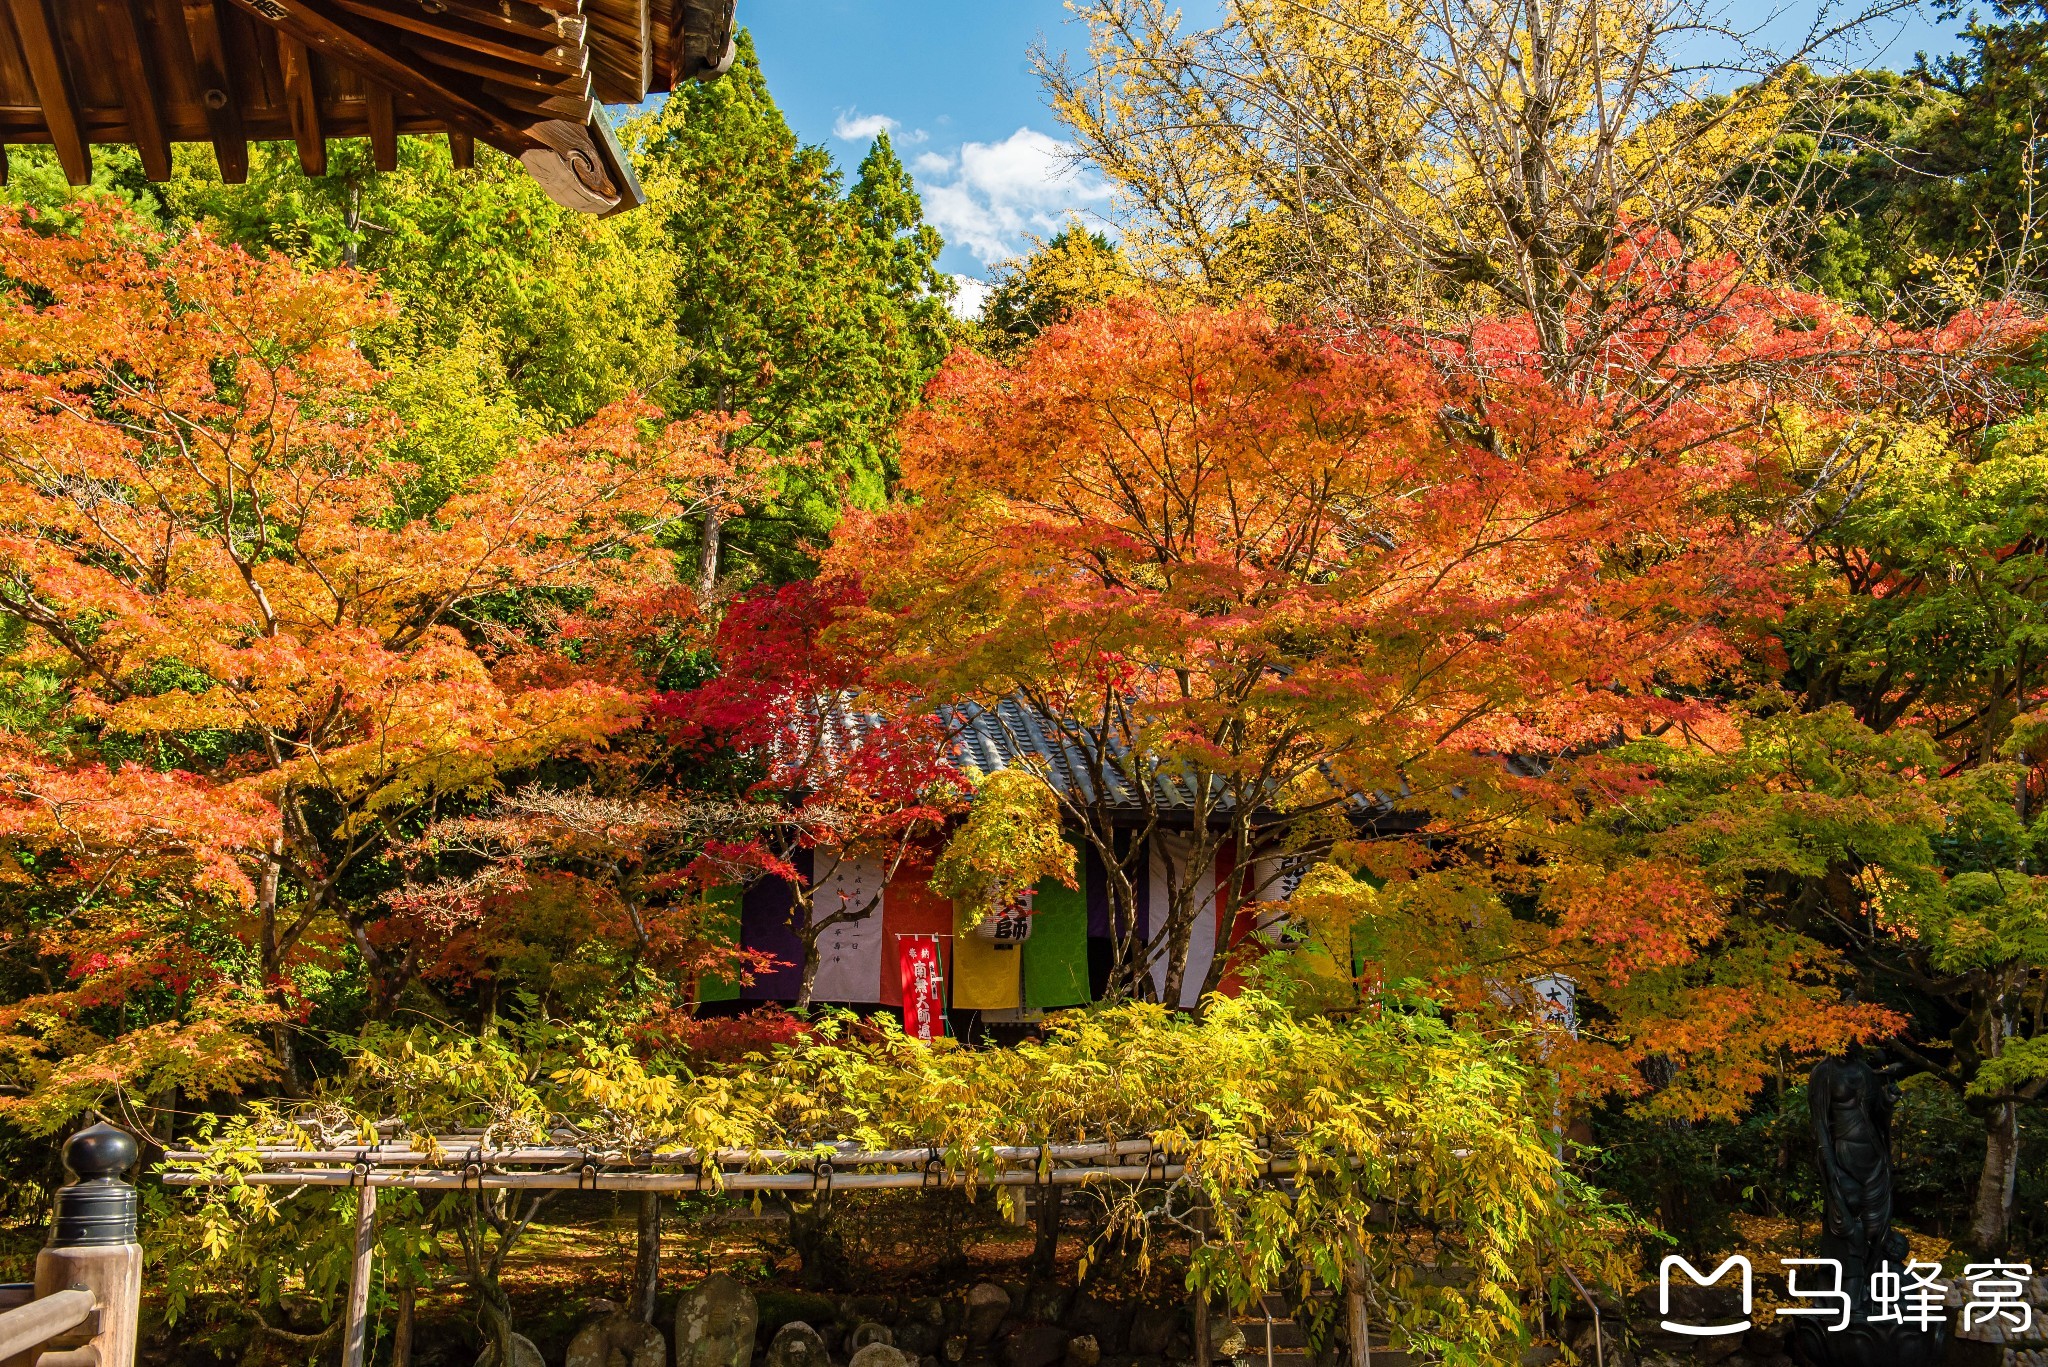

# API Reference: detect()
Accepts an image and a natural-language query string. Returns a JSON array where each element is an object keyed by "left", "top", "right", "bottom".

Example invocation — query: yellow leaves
[
  {"left": 0, "top": 994, "right": 281, "bottom": 1136},
  {"left": 217, "top": 989, "right": 1607, "bottom": 1359},
  {"left": 929, "top": 768, "right": 1076, "bottom": 917},
  {"left": 1048, "top": 0, "right": 1858, "bottom": 381}
]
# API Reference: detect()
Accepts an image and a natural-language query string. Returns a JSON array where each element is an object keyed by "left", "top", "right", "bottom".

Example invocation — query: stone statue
[
  {"left": 1787, "top": 1046, "right": 1947, "bottom": 1367},
  {"left": 1812, "top": 1045, "right": 1896, "bottom": 1248}
]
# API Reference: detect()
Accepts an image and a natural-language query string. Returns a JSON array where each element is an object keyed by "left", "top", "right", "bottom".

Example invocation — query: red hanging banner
[{"left": 898, "top": 934, "right": 944, "bottom": 1041}]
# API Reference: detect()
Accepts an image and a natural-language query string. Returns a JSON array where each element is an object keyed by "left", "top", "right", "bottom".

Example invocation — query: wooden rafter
[
  {"left": 99, "top": 0, "right": 175, "bottom": 181},
  {"left": 336, "top": 0, "right": 584, "bottom": 62},
  {"left": 0, "top": 0, "right": 729, "bottom": 213},
  {"left": 5, "top": 0, "right": 90, "bottom": 185},
  {"left": 276, "top": 32, "right": 325, "bottom": 175},
  {"left": 224, "top": 0, "right": 532, "bottom": 153},
  {"left": 399, "top": 32, "right": 589, "bottom": 93},
  {"left": 426, "top": 0, "right": 587, "bottom": 46}
]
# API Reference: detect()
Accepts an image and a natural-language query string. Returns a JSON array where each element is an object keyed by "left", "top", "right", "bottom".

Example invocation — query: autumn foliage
[
  {"left": 0, "top": 206, "right": 742, "bottom": 1126},
  {"left": 652, "top": 578, "right": 970, "bottom": 1006},
  {"left": 824, "top": 292, "right": 2014, "bottom": 1115}
]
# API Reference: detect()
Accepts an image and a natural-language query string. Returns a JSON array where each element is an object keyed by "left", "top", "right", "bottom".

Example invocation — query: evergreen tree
[
  {"left": 1742, "top": 7, "right": 2048, "bottom": 315},
  {"left": 641, "top": 33, "right": 950, "bottom": 592},
  {"left": 1908, "top": 1, "right": 2048, "bottom": 293},
  {"left": 849, "top": 132, "right": 955, "bottom": 364}
]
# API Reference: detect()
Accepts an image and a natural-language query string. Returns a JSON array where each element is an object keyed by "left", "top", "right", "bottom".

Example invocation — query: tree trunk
[
  {"left": 697, "top": 504, "right": 724, "bottom": 600},
  {"left": 1158, "top": 912, "right": 1192, "bottom": 1010},
  {"left": 392, "top": 1281, "right": 415, "bottom": 1367},
  {"left": 633, "top": 1192, "right": 661, "bottom": 1323},
  {"left": 480, "top": 1281, "right": 517, "bottom": 1367},
  {"left": 1970, "top": 1098, "right": 2019, "bottom": 1253},
  {"left": 256, "top": 844, "right": 302, "bottom": 1092},
  {"left": 794, "top": 922, "right": 820, "bottom": 1010},
  {"left": 1342, "top": 1254, "right": 1371, "bottom": 1367},
  {"left": 1033, "top": 1182, "right": 1063, "bottom": 1275}
]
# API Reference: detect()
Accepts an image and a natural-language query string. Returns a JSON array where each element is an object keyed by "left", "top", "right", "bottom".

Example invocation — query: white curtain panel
[
  {"left": 1148, "top": 833, "right": 1218, "bottom": 1007},
  {"left": 809, "top": 851, "right": 890, "bottom": 1002}
]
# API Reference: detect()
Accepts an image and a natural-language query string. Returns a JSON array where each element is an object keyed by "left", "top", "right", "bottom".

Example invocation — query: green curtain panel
[
  {"left": 1023, "top": 872, "right": 1091, "bottom": 1009},
  {"left": 697, "top": 885, "right": 745, "bottom": 1003}
]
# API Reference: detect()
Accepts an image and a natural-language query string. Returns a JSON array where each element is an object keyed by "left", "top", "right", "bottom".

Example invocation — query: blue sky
[{"left": 737, "top": 1, "right": 1972, "bottom": 305}]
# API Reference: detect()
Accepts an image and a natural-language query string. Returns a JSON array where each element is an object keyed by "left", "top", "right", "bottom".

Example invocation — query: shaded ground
[{"left": 113, "top": 1187, "right": 1163, "bottom": 1367}]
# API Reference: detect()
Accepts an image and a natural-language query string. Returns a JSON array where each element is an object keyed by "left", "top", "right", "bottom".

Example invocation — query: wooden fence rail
[{"left": 0, "top": 1288, "right": 94, "bottom": 1367}]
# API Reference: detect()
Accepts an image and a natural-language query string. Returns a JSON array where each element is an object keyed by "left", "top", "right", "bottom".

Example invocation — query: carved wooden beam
[
  {"left": 518, "top": 108, "right": 641, "bottom": 216},
  {"left": 174, "top": 0, "right": 251, "bottom": 182},
  {"left": 6, "top": 0, "right": 90, "bottom": 184},
  {"left": 669, "top": 0, "right": 734, "bottom": 86},
  {"left": 224, "top": 0, "right": 532, "bottom": 153}
]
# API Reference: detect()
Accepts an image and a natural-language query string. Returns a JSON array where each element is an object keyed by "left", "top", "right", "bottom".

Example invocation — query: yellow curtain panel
[{"left": 950, "top": 900, "right": 1022, "bottom": 1009}]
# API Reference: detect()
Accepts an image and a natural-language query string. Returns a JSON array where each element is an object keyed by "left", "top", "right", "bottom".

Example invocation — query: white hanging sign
[{"left": 971, "top": 888, "right": 1035, "bottom": 945}]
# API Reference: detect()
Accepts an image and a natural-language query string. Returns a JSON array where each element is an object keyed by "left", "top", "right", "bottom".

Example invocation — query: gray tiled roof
[
  {"left": 792, "top": 695, "right": 1524, "bottom": 823},
  {"left": 941, "top": 697, "right": 1220, "bottom": 814}
]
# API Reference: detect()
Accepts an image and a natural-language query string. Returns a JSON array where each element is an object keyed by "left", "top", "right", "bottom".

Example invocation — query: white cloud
[
  {"left": 833, "top": 110, "right": 899, "bottom": 141},
  {"left": 833, "top": 110, "right": 927, "bottom": 145},
  {"left": 912, "top": 126, "right": 1110, "bottom": 266},
  {"left": 949, "top": 275, "right": 993, "bottom": 321}
]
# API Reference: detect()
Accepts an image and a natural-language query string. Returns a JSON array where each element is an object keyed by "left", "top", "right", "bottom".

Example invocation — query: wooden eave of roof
[{"left": 0, "top": 0, "right": 737, "bottom": 215}]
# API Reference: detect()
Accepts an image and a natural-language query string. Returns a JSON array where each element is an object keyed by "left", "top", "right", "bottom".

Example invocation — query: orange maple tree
[
  {"left": 827, "top": 292, "right": 1941, "bottom": 1113},
  {"left": 0, "top": 206, "right": 741, "bottom": 1129}
]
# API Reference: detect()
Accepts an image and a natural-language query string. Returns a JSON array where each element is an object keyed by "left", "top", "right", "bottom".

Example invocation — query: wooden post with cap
[{"left": 36, "top": 1124, "right": 142, "bottom": 1367}]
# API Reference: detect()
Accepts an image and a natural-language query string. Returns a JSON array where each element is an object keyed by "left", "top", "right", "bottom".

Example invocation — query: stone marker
[
  {"left": 1129, "top": 1307, "right": 1179, "bottom": 1358},
  {"left": 897, "top": 1322, "right": 940, "bottom": 1356},
  {"left": 1063, "top": 1296, "right": 1127, "bottom": 1356},
  {"left": 676, "top": 1275, "right": 761, "bottom": 1367},
  {"left": 851, "top": 1323, "right": 895, "bottom": 1352},
  {"left": 1023, "top": 1286, "right": 1072, "bottom": 1327},
  {"left": 476, "top": 1334, "right": 545, "bottom": 1367},
  {"left": 567, "top": 1303, "right": 666, "bottom": 1367},
  {"left": 766, "top": 1321, "right": 831, "bottom": 1367},
  {"left": 1000, "top": 1325, "right": 1071, "bottom": 1367},
  {"left": 850, "top": 1345, "right": 913, "bottom": 1367},
  {"left": 966, "top": 1285, "right": 1012, "bottom": 1346}
]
